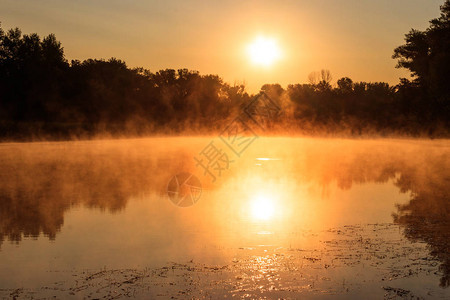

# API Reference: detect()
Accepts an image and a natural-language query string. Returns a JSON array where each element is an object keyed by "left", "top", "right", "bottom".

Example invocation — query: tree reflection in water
[{"left": 0, "top": 138, "right": 448, "bottom": 287}]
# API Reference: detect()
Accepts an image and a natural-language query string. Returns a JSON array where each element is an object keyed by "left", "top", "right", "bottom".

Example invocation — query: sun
[{"left": 246, "top": 36, "right": 282, "bottom": 67}]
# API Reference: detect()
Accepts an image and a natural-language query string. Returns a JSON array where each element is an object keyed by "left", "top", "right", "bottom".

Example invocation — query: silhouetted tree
[
  {"left": 337, "top": 77, "right": 353, "bottom": 93},
  {"left": 393, "top": 0, "right": 450, "bottom": 125},
  {"left": 0, "top": 14, "right": 449, "bottom": 140}
]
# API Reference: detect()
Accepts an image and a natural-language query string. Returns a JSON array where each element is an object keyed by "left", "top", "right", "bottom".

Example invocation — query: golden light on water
[
  {"left": 246, "top": 36, "right": 282, "bottom": 67},
  {"left": 250, "top": 193, "right": 276, "bottom": 221}
]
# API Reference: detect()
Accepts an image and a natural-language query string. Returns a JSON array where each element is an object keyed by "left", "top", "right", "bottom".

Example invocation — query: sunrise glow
[
  {"left": 251, "top": 193, "right": 275, "bottom": 220},
  {"left": 247, "top": 36, "right": 282, "bottom": 67}
]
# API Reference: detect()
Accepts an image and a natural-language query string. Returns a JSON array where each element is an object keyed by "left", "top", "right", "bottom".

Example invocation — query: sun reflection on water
[{"left": 251, "top": 193, "right": 275, "bottom": 221}]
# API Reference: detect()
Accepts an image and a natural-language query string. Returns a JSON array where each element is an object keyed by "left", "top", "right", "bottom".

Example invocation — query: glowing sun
[{"left": 247, "top": 36, "right": 282, "bottom": 67}]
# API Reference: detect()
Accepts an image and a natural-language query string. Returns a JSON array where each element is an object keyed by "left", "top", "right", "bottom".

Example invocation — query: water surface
[{"left": 0, "top": 137, "right": 449, "bottom": 299}]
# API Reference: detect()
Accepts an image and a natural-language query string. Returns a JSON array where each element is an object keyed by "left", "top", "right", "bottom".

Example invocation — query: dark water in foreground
[{"left": 0, "top": 137, "right": 449, "bottom": 299}]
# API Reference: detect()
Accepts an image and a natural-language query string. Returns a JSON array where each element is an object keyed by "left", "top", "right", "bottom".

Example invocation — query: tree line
[{"left": 0, "top": 1, "right": 449, "bottom": 140}]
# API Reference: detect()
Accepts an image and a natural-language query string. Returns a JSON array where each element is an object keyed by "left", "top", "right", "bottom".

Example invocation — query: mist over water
[
  {"left": 1, "top": 0, "right": 449, "bottom": 298},
  {"left": 0, "top": 137, "right": 448, "bottom": 298}
]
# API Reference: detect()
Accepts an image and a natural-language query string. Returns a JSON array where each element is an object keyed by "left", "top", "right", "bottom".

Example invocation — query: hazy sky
[{"left": 0, "top": 0, "right": 443, "bottom": 92}]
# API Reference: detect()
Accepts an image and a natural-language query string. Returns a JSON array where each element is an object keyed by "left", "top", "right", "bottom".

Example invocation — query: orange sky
[{"left": 0, "top": 0, "right": 443, "bottom": 92}]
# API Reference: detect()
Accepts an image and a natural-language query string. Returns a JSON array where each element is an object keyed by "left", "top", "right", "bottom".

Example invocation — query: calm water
[{"left": 0, "top": 137, "right": 449, "bottom": 299}]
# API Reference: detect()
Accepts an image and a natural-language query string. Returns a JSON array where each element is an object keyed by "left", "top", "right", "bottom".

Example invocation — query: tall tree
[{"left": 393, "top": 0, "right": 450, "bottom": 122}]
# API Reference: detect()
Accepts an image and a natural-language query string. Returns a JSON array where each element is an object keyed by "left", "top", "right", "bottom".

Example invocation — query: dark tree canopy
[
  {"left": 1, "top": 1, "right": 450, "bottom": 141},
  {"left": 393, "top": 0, "right": 450, "bottom": 122}
]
